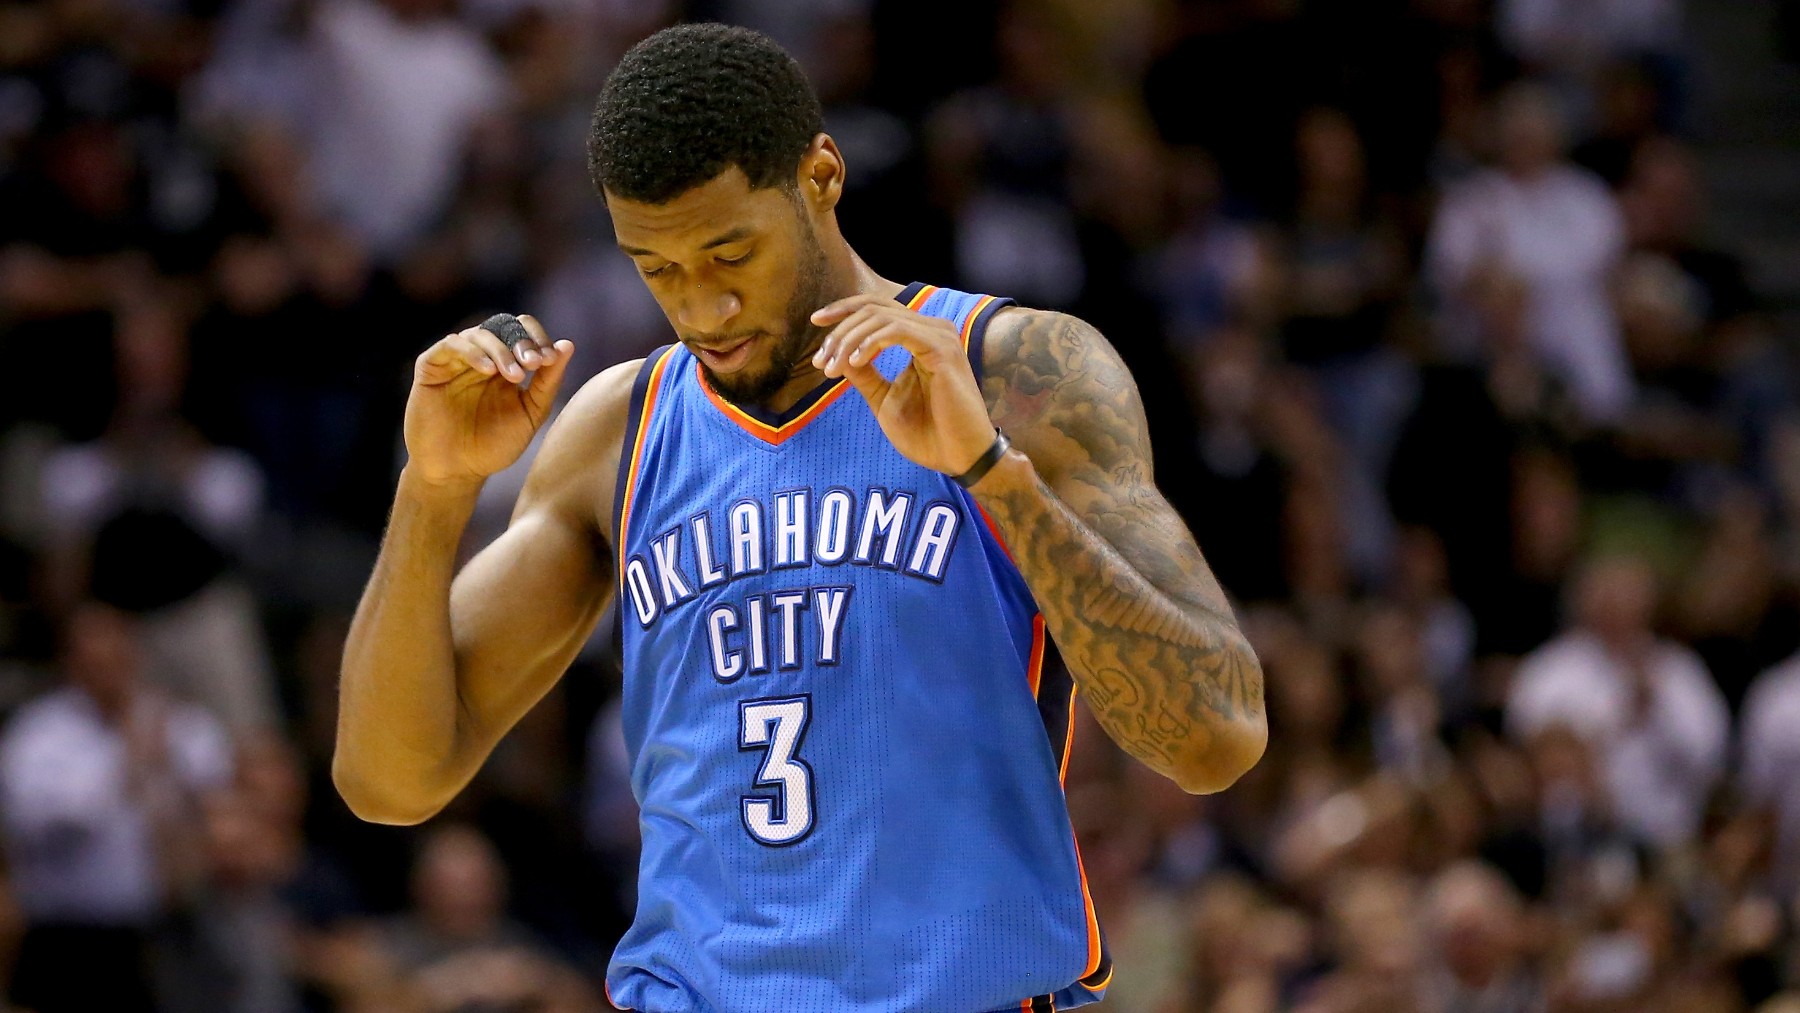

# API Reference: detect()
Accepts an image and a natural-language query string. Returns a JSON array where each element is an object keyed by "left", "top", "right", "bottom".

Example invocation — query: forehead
[{"left": 607, "top": 167, "right": 794, "bottom": 253}]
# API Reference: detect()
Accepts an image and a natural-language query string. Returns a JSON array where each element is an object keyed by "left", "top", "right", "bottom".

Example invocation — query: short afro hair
[{"left": 588, "top": 24, "right": 824, "bottom": 205}]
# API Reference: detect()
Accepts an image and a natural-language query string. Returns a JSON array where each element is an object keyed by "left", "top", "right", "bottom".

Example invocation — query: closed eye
[{"left": 718, "top": 252, "right": 752, "bottom": 266}]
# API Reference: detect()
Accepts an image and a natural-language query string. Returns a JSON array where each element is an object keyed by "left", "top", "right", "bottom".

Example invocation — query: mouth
[{"left": 692, "top": 334, "right": 759, "bottom": 373}]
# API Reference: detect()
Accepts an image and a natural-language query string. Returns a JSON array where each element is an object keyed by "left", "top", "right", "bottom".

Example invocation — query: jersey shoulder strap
[
  {"left": 894, "top": 281, "right": 1015, "bottom": 383},
  {"left": 610, "top": 343, "right": 679, "bottom": 550}
]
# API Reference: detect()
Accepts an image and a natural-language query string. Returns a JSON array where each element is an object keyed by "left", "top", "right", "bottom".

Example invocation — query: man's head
[
  {"left": 589, "top": 24, "right": 840, "bottom": 405},
  {"left": 1572, "top": 553, "right": 1660, "bottom": 647},
  {"left": 1493, "top": 82, "right": 1567, "bottom": 179},
  {"left": 412, "top": 823, "right": 508, "bottom": 940},
  {"left": 1424, "top": 861, "right": 1526, "bottom": 986},
  {"left": 62, "top": 601, "right": 143, "bottom": 721}
]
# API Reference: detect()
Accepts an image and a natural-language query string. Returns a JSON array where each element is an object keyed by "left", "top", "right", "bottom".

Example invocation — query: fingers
[
  {"left": 479, "top": 313, "right": 560, "bottom": 374},
  {"left": 522, "top": 339, "right": 578, "bottom": 417},
  {"left": 812, "top": 309, "right": 894, "bottom": 407},
  {"left": 418, "top": 332, "right": 499, "bottom": 380},
  {"left": 468, "top": 328, "right": 528, "bottom": 381},
  {"left": 516, "top": 314, "right": 559, "bottom": 367},
  {"left": 810, "top": 292, "right": 886, "bottom": 326},
  {"left": 813, "top": 311, "right": 891, "bottom": 376},
  {"left": 814, "top": 306, "right": 957, "bottom": 378},
  {"left": 416, "top": 314, "right": 564, "bottom": 385}
]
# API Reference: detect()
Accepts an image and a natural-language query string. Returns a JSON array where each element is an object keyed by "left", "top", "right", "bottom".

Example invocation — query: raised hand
[
  {"left": 811, "top": 294, "right": 997, "bottom": 479},
  {"left": 404, "top": 314, "right": 575, "bottom": 490}
]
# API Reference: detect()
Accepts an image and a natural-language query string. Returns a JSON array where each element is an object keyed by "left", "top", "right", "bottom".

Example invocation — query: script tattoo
[{"left": 978, "top": 310, "right": 1264, "bottom": 785}]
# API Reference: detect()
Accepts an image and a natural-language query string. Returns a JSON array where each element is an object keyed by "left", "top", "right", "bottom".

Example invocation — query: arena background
[{"left": 4, "top": 0, "right": 1800, "bottom": 1010}]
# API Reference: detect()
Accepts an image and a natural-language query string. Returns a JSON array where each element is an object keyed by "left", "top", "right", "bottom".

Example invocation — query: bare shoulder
[
  {"left": 515, "top": 356, "right": 647, "bottom": 545},
  {"left": 978, "top": 306, "right": 1153, "bottom": 488}
]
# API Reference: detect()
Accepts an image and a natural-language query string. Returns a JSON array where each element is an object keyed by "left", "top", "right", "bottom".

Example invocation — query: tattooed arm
[
  {"left": 809, "top": 293, "right": 1265, "bottom": 792},
  {"left": 976, "top": 308, "right": 1265, "bottom": 793}
]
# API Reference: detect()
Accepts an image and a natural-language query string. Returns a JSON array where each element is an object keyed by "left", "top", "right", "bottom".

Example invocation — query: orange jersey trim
[
  {"left": 959, "top": 294, "right": 999, "bottom": 353},
  {"left": 1073, "top": 836, "right": 1104, "bottom": 981},
  {"left": 1021, "top": 612, "right": 1104, "bottom": 987},
  {"left": 696, "top": 284, "right": 982, "bottom": 447},
  {"left": 1054, "top": 677, "right": 1107, "bottom": 986},
  {"left": 1059, "top": 684, "right": 1077, "bottom": 786},
  {"left": 1026, "top": 614, "right": 1047, "bottom": 696},
  {"left": 697, "top": 365, "right": 852, "bottom": 447},
  {"left": 976, "top": 504, "right": 1017, "bottom": 564},
  {"left": 615, "top": 346, "right": 677, "bottom": 580}
]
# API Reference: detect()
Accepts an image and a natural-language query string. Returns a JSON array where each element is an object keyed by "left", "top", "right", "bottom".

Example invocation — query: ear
[{"left": 797, "top": 134, "right": 845, "bottom": 213}]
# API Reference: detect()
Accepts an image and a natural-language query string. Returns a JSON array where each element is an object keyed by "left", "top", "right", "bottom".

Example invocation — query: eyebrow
[{"left": 617, "top": 226, "right": 756, "bottom": 258}]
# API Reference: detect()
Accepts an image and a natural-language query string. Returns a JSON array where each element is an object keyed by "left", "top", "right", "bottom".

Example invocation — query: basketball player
[{"left": 335, "top": 23, "right": 1264, "bottom": 1012}]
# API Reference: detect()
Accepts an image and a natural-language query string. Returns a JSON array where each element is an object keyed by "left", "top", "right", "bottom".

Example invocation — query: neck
[
  {"left": 762, "top": 243, "right": 902, "bottom": 414},
  {"left": 1505, "top": 161, "right": 1552, "bottom": 184}
]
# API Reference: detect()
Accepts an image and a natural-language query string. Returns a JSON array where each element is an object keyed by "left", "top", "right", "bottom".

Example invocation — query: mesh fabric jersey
[{"left": 606, "top": 283, "right": 1112, "bottom": 1013}]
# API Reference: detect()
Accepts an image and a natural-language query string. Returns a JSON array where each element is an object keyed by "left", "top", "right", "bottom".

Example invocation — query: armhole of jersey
[
  {"left": 609, "top": 344, "right": 675, "bottom": 663},
  {"left": 610, "top": 344, "right": 675, "bottom": 549},
  {"left": 895, "top": 280, "right": 930, "bottom": 307},
  {"left": 964, "top": 295, "right": 1014, "bottom": 385}
]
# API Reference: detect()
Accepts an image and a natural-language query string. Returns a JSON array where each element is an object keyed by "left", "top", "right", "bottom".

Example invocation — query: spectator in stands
[
  {"left": 1507, "top": 554, "right": 1729, "bottom": 849},
  {"left": 1427, "top": 82, "right": 1631, "bottom": 423},
  {"left": 1387, "top": 527, "right": 1478, "bottom": 715},
  {"left": 1151, "top": 147, "right": 1278, "bottom": 352},
  {"left": 1620, "top": 139, "right": 1793, "bottom": 490},
  {"left": 303, "top": 0, "right": 511, "bottom": 262},
  {"left": 1739, "top": 651, "right": 1800, "bottom": 895},
  {"left": 37, "top": 289, "right": 280, "bottom": 733},
  {"left": 1495, "top": 0, "right": 1685, "bottom": 128},
  {"left": 1571, "top": 60, "right": 1668, "bottom": 186},
  {"left": 1355, "top": 603, "right": 1451, "bottom": 783},
  {"left": 1185, "top": 876, "right": 1311, "bottom": 1013},
  {"left": 1295, "top": 867, "right": 1424, "bottom": 1012},
  {"left": 372, "top": 823, "right": 602, "bottom": 1010},
  {"left": 1418, "top": 860, "right": 1542, "bottom": 1013},
  {"left": 1279, "top": 106, "right": 1411, "bottom": 582},
  {"left": 168, "top": 733, "right": 358, "bottom": 1013},
  {"left": 927, "top": 4, "right": 1085, "bottom": 309},
  {"left": 0, "top": 603, "right": 233, "bottom": 1013}
]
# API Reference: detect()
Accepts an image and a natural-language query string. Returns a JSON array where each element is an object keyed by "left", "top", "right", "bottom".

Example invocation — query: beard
[{"left": 698, "top": 222, "right": 832, "bottom": 407}]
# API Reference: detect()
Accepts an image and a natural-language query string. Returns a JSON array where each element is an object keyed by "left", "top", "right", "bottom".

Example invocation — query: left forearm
[
  {"left": 132, "top": 770, "right": 209, "bottom": 903},
  {"left": 971, "top": 450, "right": 1265, "bottom": 792}
]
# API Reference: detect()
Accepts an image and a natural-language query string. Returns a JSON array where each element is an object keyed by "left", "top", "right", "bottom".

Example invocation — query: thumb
[{"left": 523, "top": 339, "right": 577, "bottom": 419}]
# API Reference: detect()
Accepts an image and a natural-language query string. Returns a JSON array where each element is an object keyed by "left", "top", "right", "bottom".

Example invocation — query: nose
[{"left": 676, "top": 285, "right": 742, "bottom": 336}]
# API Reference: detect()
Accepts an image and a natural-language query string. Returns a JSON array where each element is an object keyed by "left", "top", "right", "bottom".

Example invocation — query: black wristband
[{"left": 953, "top": 429, "right": 1011, "bottom": 488}]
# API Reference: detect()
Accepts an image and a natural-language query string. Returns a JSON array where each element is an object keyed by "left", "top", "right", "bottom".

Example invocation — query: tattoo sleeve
[{"left": 976, "top": 310, "right": 1265, "bottom": 791}]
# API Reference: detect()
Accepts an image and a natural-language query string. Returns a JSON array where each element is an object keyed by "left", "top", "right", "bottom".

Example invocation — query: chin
[{"left": 706, "top": 362, "right": 785, "bottom": 404}]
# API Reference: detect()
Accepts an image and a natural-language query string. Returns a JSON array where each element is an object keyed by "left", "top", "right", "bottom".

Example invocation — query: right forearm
[{"left": 335, "top": 467, "right": 482, "bottom": 823}]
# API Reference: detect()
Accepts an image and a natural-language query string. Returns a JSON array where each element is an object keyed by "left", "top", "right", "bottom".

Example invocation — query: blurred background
[{"left": 3, "top": 0, "right": 1800, "bottom": 1010}]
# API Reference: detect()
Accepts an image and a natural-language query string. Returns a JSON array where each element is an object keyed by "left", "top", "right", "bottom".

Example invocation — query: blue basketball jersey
[{"left": 605, "top": 283, "right": 1112, "bottom": 1013}]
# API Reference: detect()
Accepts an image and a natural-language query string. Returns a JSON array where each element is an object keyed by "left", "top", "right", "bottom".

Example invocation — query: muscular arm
[
  {"left": 977, "top": 310, "right": 1265, "bottom": 793},
  {"left": 333, "top": 362, "right": 637, "bottom": 825}
]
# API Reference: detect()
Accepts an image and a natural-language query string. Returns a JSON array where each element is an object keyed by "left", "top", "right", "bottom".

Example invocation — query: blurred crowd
[{"left": 2, "top": 0, "right": 1800, "bottom": 1010}]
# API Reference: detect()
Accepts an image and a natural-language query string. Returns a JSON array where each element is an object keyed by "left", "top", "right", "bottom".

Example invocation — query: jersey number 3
[{"left": 738, "top": 696, "right": 815, "bottom": 846}]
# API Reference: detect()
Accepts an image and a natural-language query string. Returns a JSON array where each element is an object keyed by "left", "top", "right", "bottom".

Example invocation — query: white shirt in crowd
[
  {"left": 306, "top": 0, "right": 509, "bottom": 260},
  {"left": 1739, "top": 655, "right": 1800, "bottom": 890},
  {"left": 1507, "top": 631, "right": 1729, "bottom": 848},
  {"left": 1427, "top": 165, "right": 1630, "bottom": 423},
  {"left": 0, "top": 689, "right": 233, "bottom": 924},
  {"left": 1498, "top": 0, "right": 1683, "bottom": 69}
]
